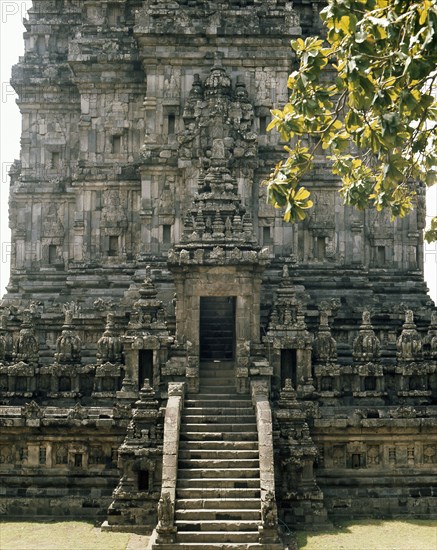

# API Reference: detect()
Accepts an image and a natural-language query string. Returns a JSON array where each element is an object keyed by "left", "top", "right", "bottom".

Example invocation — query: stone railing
[
  {"left": 251, "top": 379, "right": 280, "bottom": 544},
  {"left": 155, "top": 381, "right": 185, "bottom": 544}
]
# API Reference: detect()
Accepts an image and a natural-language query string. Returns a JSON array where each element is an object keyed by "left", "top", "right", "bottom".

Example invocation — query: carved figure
[
  {"left": 261, "top": 491, "right": 277, "bottom": 528},
  {"left": 158, "top": 492, "right": 174, "bottom": 528}
]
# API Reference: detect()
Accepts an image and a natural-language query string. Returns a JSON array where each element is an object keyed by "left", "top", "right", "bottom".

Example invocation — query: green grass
[
  {"left": 0, "top": 520, "right": 436, "bottom": 550},
  {"left": 296, "top": 519, "right": 437, "bottom": 550},
  {"left": 0, "top": 521, "right": 139, "bottom": 550}
]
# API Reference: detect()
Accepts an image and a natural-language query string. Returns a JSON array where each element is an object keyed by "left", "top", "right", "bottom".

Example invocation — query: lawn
[
  {"left": 0, "top": 521, "right": 149, "bottom": 550},
  {"left": 295, "top": 519, "right": 437, "bottom": 550},
  {"left": 0, "top": 519, "right": 435, "bottom": 550}
]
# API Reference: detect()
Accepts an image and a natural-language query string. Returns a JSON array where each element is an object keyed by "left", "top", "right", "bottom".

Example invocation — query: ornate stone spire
[
  {"left": 128, "top": 267, "right": 167, "bottom": 332},
  {"left": 14, "top": 309, "right": 39, "bottom": 364},
  {"left": 353, "top": 310, "right": 380, "bottom": 362},
  {"left": 267, "top": 264, "right": 310, "bottom": 335},
  {"left": 170, "top": 61, "right": 266, "bottom": 268},
  {"left": 204, "top": 53, "right": 231, "bottom": 98},
  {"left": 0, "top": 309, "right": 13, "bottom": 362},
  {"left": 97, "top": 313, "right": 123, "bottom": 364},
  {"left": 55, "top": 302, "right": 81, "bottom": 364},
  {"left": 423, "top": 311, "right": 437, "bottom": 359},
  {"left": 397, "top": 309, "right": 422, "bottom": 361},
  {"left": 313, "top": 307, "right": 337, "bottom": 363}
]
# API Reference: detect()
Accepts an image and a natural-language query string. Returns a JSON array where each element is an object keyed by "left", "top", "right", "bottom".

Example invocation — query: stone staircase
[{"left": 152, "top": 361, "right": 283, "bottom": 549}]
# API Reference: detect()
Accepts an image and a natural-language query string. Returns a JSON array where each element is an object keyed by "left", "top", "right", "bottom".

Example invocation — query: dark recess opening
[
  {"left": 48, "top": 244, "right": 57, "bottom": 264},
  {"left": 281, "top": 349, "right": 297, "bottom": 389},
  {"left": 351, "top": 453, "right": 363, "bottom": 469},
  {"left": 364, "top": 376, "right": 377, "bottom": 391},
  {"left": 138, "top": 349, "right": 153, "bottom": 389}
]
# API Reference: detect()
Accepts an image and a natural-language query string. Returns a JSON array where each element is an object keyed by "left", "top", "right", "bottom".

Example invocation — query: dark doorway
[
  {"left": 281, "top": 349, "right": 297, "bottom": 389},
  {"left": 138, "top": 350, "right": 153, "bottom": 389},
  {"left": 200, "top": 297, "right": 235, "bottom": 360}
]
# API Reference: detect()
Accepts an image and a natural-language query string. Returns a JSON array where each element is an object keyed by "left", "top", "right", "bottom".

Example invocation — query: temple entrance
[{"left": 199, "top": 297, "right": 235, "bottom": 360}]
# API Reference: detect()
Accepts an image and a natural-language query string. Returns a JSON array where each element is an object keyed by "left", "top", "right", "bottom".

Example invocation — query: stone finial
[
  {"left": 0, "top": 309, "right": 13, "bottom": 362},
  {"left": 21, "top": 400, "right": 43, "bottom": 420},
  {"left": 62, "top": 301, "right": 80, "bottom": 327},
  {"left": 204, "top": 58, "right": 231, "bottom": 98},
  {"left": 313, "top": 307, "right": 337, "bottom": 363},
  {"left": 15, "top": 309, "right": 39, "bottom": 364},
  {"left": 0, "top": 335, "right": 6, "bottom": 362},
  {"left": 397, "top": 309, "right": 422, "bottom": 361},
  {"left": 67, "top": 403, "right": 87, "bottom": 421},
  {"left": 235, "top": 76, "right": 248, "bottom": 100},
  {"left": 423, "top": 311, "right": 437, "bottom": 359},
  {"left": 145, "top": 265, "right": 152, "bottom": 282},
  {"left": 55, "top": 305, "right": 81, "bottom": 363},
  {"left": 97, "top": 313, "right": 123, "bottom": 364},
  {"left": 127, "top": 272, "right": 168, "bottom": 335},
  {"left": 353, "top": 310, "right": 380, "bottom": 362},
  {"left": 0, "top": 308, "right": 10, "bottom": 330},
  {"left": 189, "top": 73, "right": 203, "bottom": 98},
  {"left": 55, "top": 329, "right": 82, "bottom": 364}
]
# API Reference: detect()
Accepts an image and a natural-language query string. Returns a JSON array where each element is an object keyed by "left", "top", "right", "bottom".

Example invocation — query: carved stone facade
[{"left": 0, "top": 0, "right": 436, "bottom": 536}]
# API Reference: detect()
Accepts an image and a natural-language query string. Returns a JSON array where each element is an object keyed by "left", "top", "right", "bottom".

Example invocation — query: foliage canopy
[{"left": 265, "top": 0, "right": 437, "bottom": 241}]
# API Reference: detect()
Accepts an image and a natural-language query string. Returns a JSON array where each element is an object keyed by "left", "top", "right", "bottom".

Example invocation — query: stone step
[
  {"left": 186, "top": 393, "right": 250, "bottom": 398},
  {"left": 179, "top": 441, "right": 258, "bottom": 451},
  {"left": 178, "top": 468, "right": 260, "bottom": 480},
  {"left": 199, "top": 378, "right": 235, "bottom": 384},
  {"left": 199, "top": 383, "right": 236, "bottom": 390},
  {"left": 198, "top": 379, "right": 236, "bottom": 385},
  {"left": 176, "top": 498, "right": 261, "bottom": 510},
  {"left": 194, "top": 386, "right": 243, "bottom": 394},
  {"left": 176, "top": 520, "right": 260, "bottom": 532},
  {"left": 184, "top": 402, "right": 252, "bottom": 409},
  {"left": 198, "top": 370, "right": 235, "bottom": 378},
  {"left": 179, "top": 442, "right": 258, "bottom": 451},
  {"left": 175, "top": 509, "right": 261, "bottom": 521},
  {"left": 177, "top": 478, "right": 260, "bottom": 489},
  {"left": 183, "top": 407, "right": 255, "bottom": 416},
  {"left": 178, "top": 459, "right": 259, "bottom": 469},
  {"left": 176, "top": 531, "right": 260, "bottom": 543},
  {"left": 179, "top": 449, "right": 259, "bottom": 460},
  {"left": 179, "top": 440, "right": 258, "bottom": 451},
  {"left": 182, "top": 415, "right": 256, "bottom": 424},
  {"left": 188, "top": 390, "right": 250, "bottom": 397},
  {"left": 199, "top": 370, "right": 234, "bottom": 376},
  {"left": 181, "top": 423, "right": 257, "bottom": 433},
  {"left": 180, "top": 432, "right": 258, "bottom": 442},
  {"left": 176, "top": 488, "right": 261, "bottom": 499}
]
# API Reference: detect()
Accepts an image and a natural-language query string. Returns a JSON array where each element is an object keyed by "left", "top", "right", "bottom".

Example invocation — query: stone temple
[{"left": 1, "top": 1, "right": 436, "bottom": 548}]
